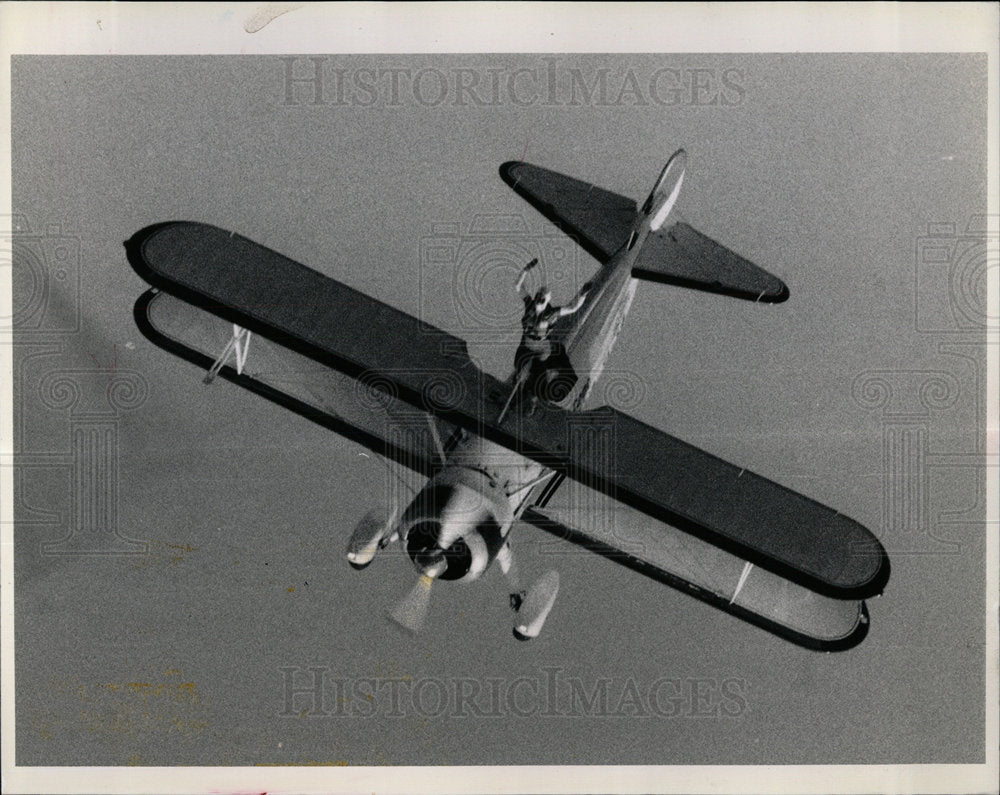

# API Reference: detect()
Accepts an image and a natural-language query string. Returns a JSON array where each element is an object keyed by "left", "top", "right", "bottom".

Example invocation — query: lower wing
[
  {"left": 523, "top": 495, "right": 868, "bottom": 651},
  {"left": 136, "top": 289, "right": 455, "bottom": 481}
]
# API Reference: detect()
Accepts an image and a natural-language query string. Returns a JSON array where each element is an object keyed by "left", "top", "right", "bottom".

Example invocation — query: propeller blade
[{"left": 389, "top": 574, "right": 435, "bottom": 633}]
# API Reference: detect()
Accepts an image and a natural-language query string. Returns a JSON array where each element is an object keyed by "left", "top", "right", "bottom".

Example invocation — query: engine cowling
[{"left": 398, "top": 467, "right": 513, "bottom": 583}]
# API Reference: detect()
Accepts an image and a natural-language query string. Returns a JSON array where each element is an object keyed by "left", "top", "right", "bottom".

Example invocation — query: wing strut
[
  {"left": 730, "top": 561, "right": 754, "bottom": 604},
  {"left": 497, "top": 362, "right": 531, "bottom": 425},
  {"left": 204, "top": 324, "right": 252, "bottom": 384},
  {"left": 509, "top": 470, "right": 558, "bottom": 503},
  {"left": 426, "top": 413, "right": 447, "bottom": 465}
]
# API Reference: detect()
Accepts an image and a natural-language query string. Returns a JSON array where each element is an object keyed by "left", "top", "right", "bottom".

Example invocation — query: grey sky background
[{"left": 12, "top": 54, "right": 988, "bottom": 766}]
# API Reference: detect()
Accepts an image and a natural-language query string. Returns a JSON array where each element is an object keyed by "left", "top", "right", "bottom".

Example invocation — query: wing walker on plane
[{"left": 125, "top": 149, "right": 889, "bottom": 650}]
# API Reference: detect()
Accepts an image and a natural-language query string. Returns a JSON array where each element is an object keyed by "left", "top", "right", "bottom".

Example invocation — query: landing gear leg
[
  {"left": 498, "top": 540, "right": 528, "bottom": 615},
  {"left": 513, "top": 571, "right": 560, "bottom": 642}
]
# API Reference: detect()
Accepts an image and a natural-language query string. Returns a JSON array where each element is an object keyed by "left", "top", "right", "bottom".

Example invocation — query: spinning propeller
[{"left": 388, "top": 549, "right": 447, "bottom": 633}]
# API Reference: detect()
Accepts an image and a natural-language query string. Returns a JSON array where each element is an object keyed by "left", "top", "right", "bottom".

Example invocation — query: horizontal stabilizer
[
  {"left": 499, "top": 161, "right": 637, "bottom": 264},
  {"left": 632, "top": 223, "right": 789, "bottom": 303}
]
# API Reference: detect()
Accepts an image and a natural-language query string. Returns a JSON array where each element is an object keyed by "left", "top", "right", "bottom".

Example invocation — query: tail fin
[{"left": 641, "top": 148, "right": 687, "bottom": 231}]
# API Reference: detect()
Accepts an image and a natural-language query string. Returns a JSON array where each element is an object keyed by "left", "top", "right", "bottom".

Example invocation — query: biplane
[{"left": 124, "top": 149, "right": 889, "bottom": 650}]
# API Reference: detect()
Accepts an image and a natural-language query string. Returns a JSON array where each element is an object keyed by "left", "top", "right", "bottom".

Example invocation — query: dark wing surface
[
  {"left": 522, "top": 407, "right": 889, "bottom": 600},
  {"left": 632, "top": 223, "right": 789, "bottom": 303},
  {"left": 128, "top": 222, "right": 484, "bottom": 385},
  {"left": 499, "top": 161, "right": 637, "bottom": 264}
]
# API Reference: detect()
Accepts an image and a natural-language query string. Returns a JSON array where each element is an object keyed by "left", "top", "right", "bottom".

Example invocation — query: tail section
[{"left": 501, "top": 150, "right": 789, "bottom": 303}]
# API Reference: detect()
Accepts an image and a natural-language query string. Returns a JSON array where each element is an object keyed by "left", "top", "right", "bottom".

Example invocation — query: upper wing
[
  {"left": 126, "top": 222, "right": 887, "bottom": 602},
  {"left": 126, "top": 221, "right": 501, "bottom": 424},
  {"left": 499, "top": 161, "right": 637, "bottom": 264},
  {"left": 632, "top": 223, "right": 789, "bottom": 303},
  {"left": 534, "top": 407, "right": 889, "bottom": 600}
]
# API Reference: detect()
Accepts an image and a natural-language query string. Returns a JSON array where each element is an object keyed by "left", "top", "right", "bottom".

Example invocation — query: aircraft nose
[{"left": 414, "top": 548, "right": 448, "bottom": 579}]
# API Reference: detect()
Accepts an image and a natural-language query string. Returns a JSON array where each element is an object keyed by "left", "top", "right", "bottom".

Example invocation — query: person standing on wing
[{"left": 513, "top": 258, "right": 588, "bottom": 409}]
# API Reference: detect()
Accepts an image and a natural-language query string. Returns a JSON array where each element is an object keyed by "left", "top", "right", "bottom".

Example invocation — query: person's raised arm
[
  {"left": 516, "top": 258, "right": 539, "bottom": 296},
  {"left": 558, "top": 286, "right": 589, "bottom": 317}
]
